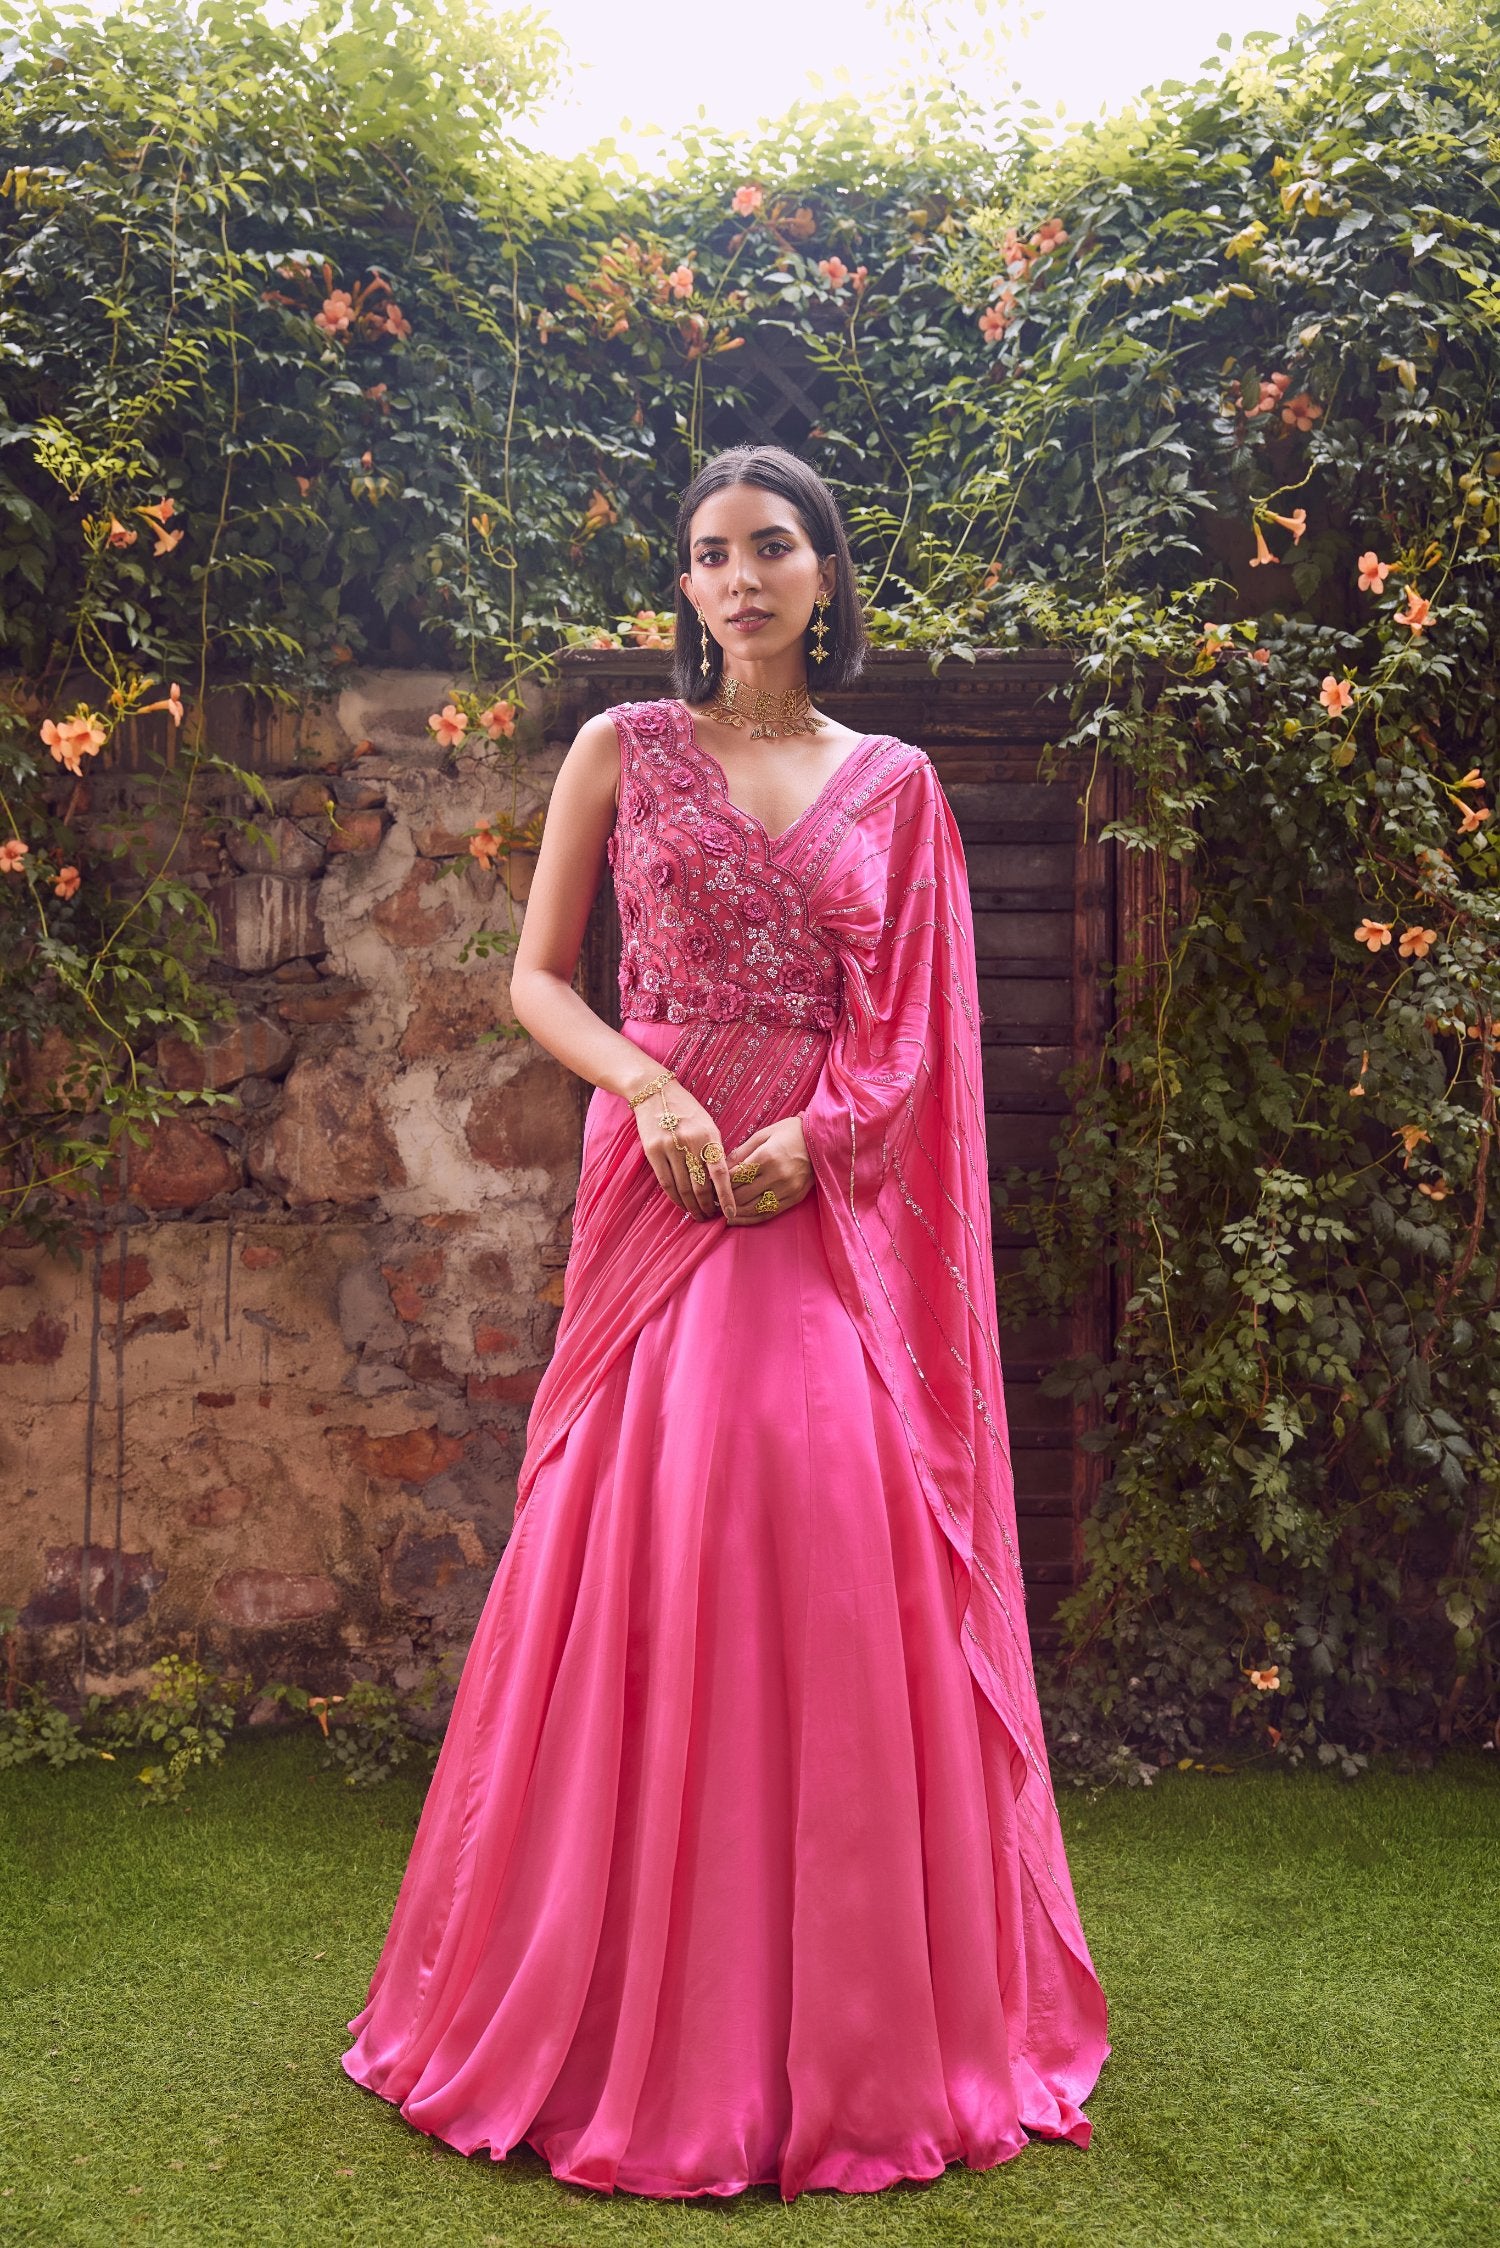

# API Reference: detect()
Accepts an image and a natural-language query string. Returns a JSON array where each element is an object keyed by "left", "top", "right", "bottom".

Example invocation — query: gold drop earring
[
  {"left": 696, "top": 606, "right": 712, "bottom": 678},
  {"left": 810, "top": 590, "right": 832, "bottom": 665}
]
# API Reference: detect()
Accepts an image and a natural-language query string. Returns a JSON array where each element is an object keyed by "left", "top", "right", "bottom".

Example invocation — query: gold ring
[
  {"left": 729, "top": 1158, "right": 760, "bottom": 1184},
  {"left": 699, "top": 1140, "right": 723, "bottom": 1165},
  {"left": 685, "top": 1153, "right": 707, "bottom": 1186},
  {"left": 754, "top": 1187, "right": 779, "bottom": 1214}
]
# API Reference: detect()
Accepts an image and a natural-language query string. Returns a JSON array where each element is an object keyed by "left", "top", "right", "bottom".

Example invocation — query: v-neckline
[{"left": 676, "top": 699, "right": 877, "bottom": 849}]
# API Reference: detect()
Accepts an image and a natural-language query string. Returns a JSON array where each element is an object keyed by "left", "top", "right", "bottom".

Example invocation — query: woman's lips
[{"left": 728, "top": 614, "right": 770, "bottom": 632}]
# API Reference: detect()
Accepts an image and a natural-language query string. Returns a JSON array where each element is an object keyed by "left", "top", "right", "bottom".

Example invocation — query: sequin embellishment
[{"left": 605, "top": 698, "right": 873, "bottom": 1032}]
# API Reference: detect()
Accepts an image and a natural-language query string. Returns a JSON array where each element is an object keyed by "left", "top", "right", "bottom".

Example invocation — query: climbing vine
[
  {"left": 1, "top": 0, "right": 1496, "bottom": 1765},
  {"left": 937, "top": 0, "right": 1500, "bottom": 1776}
]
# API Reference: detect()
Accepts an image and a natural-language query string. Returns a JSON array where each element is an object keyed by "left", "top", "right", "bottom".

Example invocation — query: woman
[{"left": 341, "top": 444, "right": 1110, "bottom": 2200}]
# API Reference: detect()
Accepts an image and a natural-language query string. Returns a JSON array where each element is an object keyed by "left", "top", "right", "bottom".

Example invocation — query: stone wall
[
  {"left": 2, "top": 669, "right": 584, "bottom": 1706},
  {"left": 4, "top": 647, "right": 1118, "bottom": 1701}
]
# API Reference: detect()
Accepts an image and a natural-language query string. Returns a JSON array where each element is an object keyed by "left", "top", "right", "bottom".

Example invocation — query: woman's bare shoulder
[
  {"left": 569, "top": 707, "right": 622, "bottom": 754},
  {"left": 560, "top": 706, "right": 631, "bottom": 777}
]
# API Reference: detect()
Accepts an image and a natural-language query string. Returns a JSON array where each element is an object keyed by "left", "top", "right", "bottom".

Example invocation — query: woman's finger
[
  {"left": 645, "top": 1149, "right": 688, "bottom": 1211},
  {"left": 671, "top": 1123, "right": 721, "bottom": 1219},
  {"left": 726, "top": 1134, "right": 781, "bottom": 1221},
  {"left": 672, "top": 1105, "right": 730, "bottom": 1218},
  {"left": 686, "top": 1110, "right": 736, "bottom": 1220},
  {"left": 662, "top": 1140, "right": 705, "bottom": 1215},
  {"left": 685, "top": 1147, "right": 720, "bottom": 1218},
  {"left": 731, "top": 1168, "right": 789, "bottom": 1223},
  {"left": 642, "top": 1116, "right": 695, "bottom": 1213},
  {"left": 647, "top": 1107, "right": 771, "bottom": 1222},
  {"left": 700, "top": 1150, "right": 729, "bottom": 1217},
  {"left": 636, "top": 1098, "right": 707, "bottom": 1216}
]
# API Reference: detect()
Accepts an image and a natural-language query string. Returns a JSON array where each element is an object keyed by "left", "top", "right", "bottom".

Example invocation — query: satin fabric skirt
[{"left": 341, "top": 1090, "right": 1093, "bottom": 2198}]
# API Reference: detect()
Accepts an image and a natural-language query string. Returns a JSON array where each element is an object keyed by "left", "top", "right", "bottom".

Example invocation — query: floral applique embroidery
[{"left": 606, "top": 698, "right": 853, "bottom": 1032}]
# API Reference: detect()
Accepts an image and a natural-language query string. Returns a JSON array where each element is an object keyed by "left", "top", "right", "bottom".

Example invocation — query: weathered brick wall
[{"left": 2, "top": 669, "right": 582, "bottom": 1705}]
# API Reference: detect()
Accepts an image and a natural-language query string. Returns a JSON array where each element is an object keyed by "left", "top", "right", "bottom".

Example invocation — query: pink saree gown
[{"left": 341, "top": 695, "right": 1110, "bottom": 2199}]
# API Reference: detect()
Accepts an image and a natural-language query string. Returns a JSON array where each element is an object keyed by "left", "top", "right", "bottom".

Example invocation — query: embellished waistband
[{"left": 617, "top": 979, "right": 838, "bottom": 1033}]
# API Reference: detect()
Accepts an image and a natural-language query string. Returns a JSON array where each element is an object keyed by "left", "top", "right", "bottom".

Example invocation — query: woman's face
[{"left": 679, "top": 483, "right": 834, "bottom": 666}]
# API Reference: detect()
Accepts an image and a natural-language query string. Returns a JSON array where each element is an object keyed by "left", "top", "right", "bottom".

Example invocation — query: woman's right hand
[{"left": 632, "top": 1082, "right": 737, "bottom": 1221}]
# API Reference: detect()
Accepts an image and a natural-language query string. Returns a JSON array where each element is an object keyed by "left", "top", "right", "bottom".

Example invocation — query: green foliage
[
  {"left": 0, "top": 1681, "right": 95, "bottom": 1768},
  {"left": 0, "top": 1647, "right": 442, "bottom": 1798},
  {"left": 0, "top": 1653, "right": 245, "bottom": 1795},
  {"left": 955, "top": 0, "right": 1500, "bottom": 1775},
  {"left": 0, "top": 0, "right": 1012, "bottom": 685},
  {"left": 1, "top": 0, "right": 1497, "bottom": 1767},
  {"left": 87, "top": 1653, "right": 251, "bottom": 1800},
  {"left": 0, "top": 0, "right": 585, "bottom": 1247},
  {"left": 263, "top": 1674, "right": 442, "bottom": 1788},
  {"left": 0, "top": 0, "right": 1003, "bottom": 1235}
]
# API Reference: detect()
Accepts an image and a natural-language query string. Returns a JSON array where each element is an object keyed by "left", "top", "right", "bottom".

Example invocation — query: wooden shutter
[{"left": 555, "top": 652, "right": 1113, "bottom": 1644}]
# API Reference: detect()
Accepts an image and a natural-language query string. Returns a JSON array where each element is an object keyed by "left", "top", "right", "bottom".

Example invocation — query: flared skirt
[{"left": 342, "top": 1063, "right": 1102, "bottom": 2197}]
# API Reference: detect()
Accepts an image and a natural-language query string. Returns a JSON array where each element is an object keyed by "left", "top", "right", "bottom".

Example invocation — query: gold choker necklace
[{"left": 697, "top": 677, "right": 826, "bottom": 740}]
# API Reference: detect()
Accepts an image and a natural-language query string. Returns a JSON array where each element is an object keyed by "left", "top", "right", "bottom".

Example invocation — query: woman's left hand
[{"left": 722, "top": 1115, "right": 814, "bottom": 1225}]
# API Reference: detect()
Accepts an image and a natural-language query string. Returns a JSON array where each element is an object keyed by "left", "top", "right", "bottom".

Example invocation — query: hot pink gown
[{"left": 341, "top": 695, "right": 1109, "bottom": 2199}]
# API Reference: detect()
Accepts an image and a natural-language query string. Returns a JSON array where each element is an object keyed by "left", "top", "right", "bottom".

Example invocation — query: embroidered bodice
[{"left": 605, "top": 698, "right": 884, "bottom": 1032}]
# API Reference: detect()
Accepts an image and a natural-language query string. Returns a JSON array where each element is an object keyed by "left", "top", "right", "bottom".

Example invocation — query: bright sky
[{"left": 522, "top": 0, "right": 1326, "bottom": 159}]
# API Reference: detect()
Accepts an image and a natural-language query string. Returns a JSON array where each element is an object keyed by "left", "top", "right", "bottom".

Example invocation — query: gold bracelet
[{"left": 625, "top": 1067, "right": 677, "bottom": 1109}]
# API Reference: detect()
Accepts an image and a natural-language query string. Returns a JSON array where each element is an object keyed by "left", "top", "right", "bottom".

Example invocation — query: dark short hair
[{"left": 671, "top": 444, "right": 870, "bottom": 701}]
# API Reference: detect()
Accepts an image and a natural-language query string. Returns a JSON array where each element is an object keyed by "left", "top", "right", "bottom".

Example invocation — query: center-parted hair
[{"left": 671, "top": 444, "right": 870, "bottom": 703}]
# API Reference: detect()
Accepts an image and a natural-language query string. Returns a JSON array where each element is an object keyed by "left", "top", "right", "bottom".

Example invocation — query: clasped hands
[{"left": 634, "top": 1090, "right": 812, "bottom": 1224}]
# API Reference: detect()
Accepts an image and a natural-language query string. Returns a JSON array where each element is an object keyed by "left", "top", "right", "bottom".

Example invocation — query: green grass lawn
[{"left": 1, "top": 1734, "right": 1495, "bottom": 2248}]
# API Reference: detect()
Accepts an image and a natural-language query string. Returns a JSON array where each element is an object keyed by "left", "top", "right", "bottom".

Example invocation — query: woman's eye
[{"left": 697, "top": 544, "right": 793, "bottom": 563}]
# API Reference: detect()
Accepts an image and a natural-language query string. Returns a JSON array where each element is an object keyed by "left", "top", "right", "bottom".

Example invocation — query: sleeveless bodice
[{"left": 604, "top": 698, "right": 866, "bottom": 1032}]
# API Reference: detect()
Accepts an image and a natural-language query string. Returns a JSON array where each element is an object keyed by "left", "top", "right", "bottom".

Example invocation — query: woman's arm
[
  {"left": 508, "top": 711, "right": 737, "bottom": 1221},
  {"left": 508, "top": 712, "right": 659, "bottom": 1101}
]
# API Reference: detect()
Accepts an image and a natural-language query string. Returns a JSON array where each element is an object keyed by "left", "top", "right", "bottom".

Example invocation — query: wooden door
[{"left": 551, "top": 650, "right": 1112, "bottom": 1643}]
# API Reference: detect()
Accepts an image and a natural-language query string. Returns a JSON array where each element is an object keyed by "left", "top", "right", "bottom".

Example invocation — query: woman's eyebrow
[{"left": 693, "top": 524, "right": 797, "bottom": 547}]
